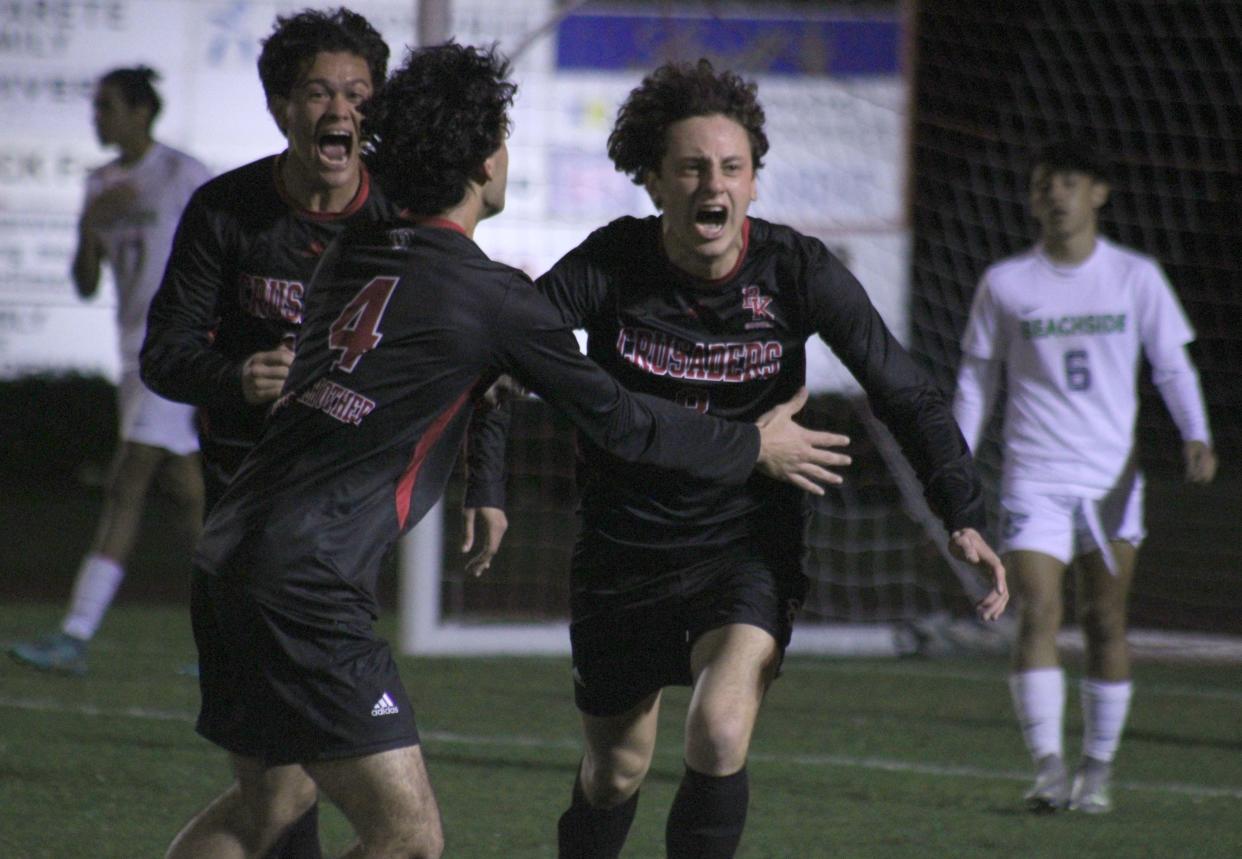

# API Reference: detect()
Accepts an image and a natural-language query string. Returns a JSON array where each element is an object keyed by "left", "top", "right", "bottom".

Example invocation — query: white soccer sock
[
  {"left": 62, "top": 554, "right": 125, "bottom": 641},
  {"left": 1009, "top": 668, "right": 1066, "bottom": 761},
  {"left": 1080, "top": 678, "right": 1133, "bottom": 763}
]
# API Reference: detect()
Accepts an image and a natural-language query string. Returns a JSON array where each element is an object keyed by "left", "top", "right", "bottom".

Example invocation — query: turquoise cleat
[{"left": 11, "top": 632, "right": 88, "bottom": 676}]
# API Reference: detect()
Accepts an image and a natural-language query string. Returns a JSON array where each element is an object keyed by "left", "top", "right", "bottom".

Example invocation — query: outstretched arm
[{"left": 496, "top": 278, "right": 845, "bottom": 492}]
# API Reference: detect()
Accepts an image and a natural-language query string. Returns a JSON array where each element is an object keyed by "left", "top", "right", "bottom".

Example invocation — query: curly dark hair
[
  {"left": 362, "top": 42, "right": 516, "bottom": 215},
  {"left": 257, "top": 7, "right": 389, "bottom": 101},
  {"left": 99, "top": 65, "right": 162, "bottom": 124},
  {"left": 608, "top": 58, "right": 768, "bottom": 185}
]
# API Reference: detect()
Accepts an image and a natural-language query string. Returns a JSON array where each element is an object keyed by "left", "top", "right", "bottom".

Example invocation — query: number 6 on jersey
[{"left": 328, "top": 275, "right": 400, "bottom": 372}]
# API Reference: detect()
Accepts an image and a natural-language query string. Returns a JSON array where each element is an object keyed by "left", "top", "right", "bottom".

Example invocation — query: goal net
[
  {"left": 907, "top": 0, "right": 1242, "bottom": 645},
  {"left": 402, "top": 0, "right": 944, "bottom": 655},
  {"left": 400, "top": 0, "right": 1242, "bottom": 655}
]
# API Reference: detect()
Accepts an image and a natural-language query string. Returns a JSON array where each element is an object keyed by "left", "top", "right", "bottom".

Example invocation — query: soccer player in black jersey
[
  {"left": 140, "top": 9, "right": 392, "bottom": 859},
  {"left": 536, "top": 60, "right": 1010, "bottom": 859},
  {"left": 162, "top": 43, "right": 849, "bottom": 859},
  {"left": 142, "top": 7, "right": 395, "bottom": 512}
]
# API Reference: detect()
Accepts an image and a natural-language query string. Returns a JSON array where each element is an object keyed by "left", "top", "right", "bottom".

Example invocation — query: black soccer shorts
[
  {"left": 191, "top": 570, "right": 420, "bottom": 765},
  {"left": 567, "top": 535, "right": 807, "bottom": 717}
]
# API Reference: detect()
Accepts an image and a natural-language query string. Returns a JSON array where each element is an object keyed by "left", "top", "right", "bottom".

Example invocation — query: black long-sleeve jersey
[
  {"left": 140, "top": 154, "right": 400, "bottom": 490},
  {"left": 194, "top": 220, "right": 761, "bottom": 618},
  {"left": 536, "top": 215, "right": 985, "bottom": 549}
]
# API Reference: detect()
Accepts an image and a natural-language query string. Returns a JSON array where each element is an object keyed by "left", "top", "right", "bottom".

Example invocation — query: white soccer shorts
[
  {"left": 999, "top": 471, "right": 1145, "bottom": 572},
  {"left": 119, "top": 369, "right": 200, "bottom": 456}
]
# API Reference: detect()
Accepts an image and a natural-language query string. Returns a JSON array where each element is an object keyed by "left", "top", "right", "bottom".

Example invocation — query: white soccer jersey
[
  {"left": 83, "top": 142, "right": 212, "bottom": 371},
  {"left": 958, "top": 237, "right": 1196, "bottom": 496}
]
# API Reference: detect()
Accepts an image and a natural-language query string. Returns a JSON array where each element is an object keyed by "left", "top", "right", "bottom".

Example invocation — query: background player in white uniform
[
  {"left": 953, "top": 139, "right": 1217, "bottom": 814},
  {"left": 11, "top": 66, "right": 212, "bottom": 676}
]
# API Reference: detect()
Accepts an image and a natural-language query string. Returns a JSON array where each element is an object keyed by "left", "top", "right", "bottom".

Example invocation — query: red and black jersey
[
  {"left": 193, "top": 220, "right": 760, "bottom": 618},
  {"left": 140, "top": 154, "right": 400, "bottom": 491},
  {"left": 536, "top": 215, "right": 985, "bottom": 548}
]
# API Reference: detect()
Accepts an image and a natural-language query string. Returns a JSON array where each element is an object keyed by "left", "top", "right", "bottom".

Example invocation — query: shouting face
[
  {"left": 645, "top": 113, "right": 758, "bottom": 281},
  {"left": 270, "top": 51, "right": 374, "bottom": 212}
]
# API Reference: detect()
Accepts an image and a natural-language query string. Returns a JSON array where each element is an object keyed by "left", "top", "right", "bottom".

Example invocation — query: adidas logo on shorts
[{"left": 371, "top": 692, "right": 400, "bottom": 717}]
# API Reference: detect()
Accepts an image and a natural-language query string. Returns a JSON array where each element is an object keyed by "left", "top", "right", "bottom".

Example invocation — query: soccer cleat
[
  {"left": 1024, "top": 753, "right": 1070, "bottom": 813},
  {"left": 10, "top": 632, "right": 88, "bottom": 676},
  {"left": 1068, "top": 757, "right": 1114, "bottom": 814}
]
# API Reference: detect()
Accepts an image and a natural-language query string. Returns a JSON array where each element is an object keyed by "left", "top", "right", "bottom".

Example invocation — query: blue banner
[{"left": 556, "top": 14, "right": 900, "bottom": 76}]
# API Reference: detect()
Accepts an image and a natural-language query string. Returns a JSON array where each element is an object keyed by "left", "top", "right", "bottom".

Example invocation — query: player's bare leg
[
  {"left": 1007, "top": 550, "right": 1071, "bottom": 812},
  {"left": 1010, "top": 550, "right": 1068, "bottom": 672},
  {"left": 305, "top": 743, "right": 444, "bottom": 859},
  {"left": 165, "top": 756, "right": 318, "bottom": 859},
  {"left": 665, "top": 623, "right": 779, "bottom": 858},
  {"left": 559, "top": 691, "right": 661, "bottom": 857},
  {"left": 154, "top": 450, "right": 206, "bottom": 544},
  {"left": 685, "top": 623, "right": 777, "bottom": 774},
  {"left": 1075, "top": 542, "right": 1137, "bottom": 681},
  {"left": 93, "top": 441, "right": 175, "bottom": 560},
  {"left": 1069, "top": 541, "right": 1138, "bottom": 813},
  {"left": 12, "top": 442, "right": 197, "bottom": 675}
]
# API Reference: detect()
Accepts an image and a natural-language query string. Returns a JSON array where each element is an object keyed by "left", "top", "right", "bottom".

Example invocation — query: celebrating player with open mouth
[
  {"left": 158, "top": 42, "right": 850, "bottom": 859},
  {"left": 511, "top": 59, "right": 1008, "bottom": 858}
]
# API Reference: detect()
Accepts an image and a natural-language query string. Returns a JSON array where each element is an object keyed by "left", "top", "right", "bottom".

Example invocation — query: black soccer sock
[
  {"left": 263, "top": 801, "right": 323, "bottom": 859},
  {"left": 665, "top": 764, "right": 749, "bottom": 859},
  {"left": 557, "top": 772, "right": 639, "bottom": 859}
]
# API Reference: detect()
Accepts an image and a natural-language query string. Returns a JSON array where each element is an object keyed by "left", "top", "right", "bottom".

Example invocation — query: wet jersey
[
  {"left": 140, "top": 154, "right": 400, "bottom": 488},
  {"left": 83, "top": 142, "right": 211, "bottom": 371},
  {"left": 537, "top": 215, "right": 984, "bottom": 549},
  {"left": 194, "top": 220, "right": 761, "bottom": 619}
]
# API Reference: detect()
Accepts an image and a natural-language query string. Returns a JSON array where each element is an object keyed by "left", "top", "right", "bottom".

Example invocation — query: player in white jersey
[
  {"left": 11, "top": 67, "right": 212, "bottom": 676},
  {"left": 953, "top": 140, "right": 1217, "bottom": 814}
]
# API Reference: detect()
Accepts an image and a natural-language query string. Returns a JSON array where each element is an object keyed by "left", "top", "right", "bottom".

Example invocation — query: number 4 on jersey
[{"left": 328, "top": 276, "right": 399, "bottom": 372}]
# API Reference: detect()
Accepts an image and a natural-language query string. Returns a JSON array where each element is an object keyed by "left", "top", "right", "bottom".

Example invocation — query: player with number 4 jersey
[
  {"left": 141, "top": 153, "right": 399, "bottom": 507},
  {"left": 172, "top": 44, "right": 849, "bottom": 858}
]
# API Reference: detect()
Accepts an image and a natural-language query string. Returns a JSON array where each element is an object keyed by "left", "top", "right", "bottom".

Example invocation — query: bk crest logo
[{"left": 741, "top": 285, "right": 775, "bottom": 326}]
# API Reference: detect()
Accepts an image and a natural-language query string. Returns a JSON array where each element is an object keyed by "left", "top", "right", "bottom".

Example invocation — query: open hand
[{"left": 753, "top": 387, "right": 851, "bottom": 495}]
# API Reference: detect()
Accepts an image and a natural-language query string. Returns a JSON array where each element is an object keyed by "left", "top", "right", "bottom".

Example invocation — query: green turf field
[{"left": 3, "top": 603, "right": 1240, "bottom": 858}]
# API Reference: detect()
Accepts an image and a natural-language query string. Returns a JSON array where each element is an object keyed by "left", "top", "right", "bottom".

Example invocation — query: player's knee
[
  {"left": 685, "top": 709, "right": 752, "bottom": 774},
  {"left": 1018, "top": 596, "right": 1062, "bottom": 637},
  {"left": 1078, "top": 601, "right": 1126, "bottom": 644},
  {"left": 583, "top": 750, "right": 649, "bottom": 805},
  {"left": 158, "top": 463, "right": 205, "bottom": 512},
  {"left": 103, "top": 461, "right": 153, "bottom": 506},
  {"left": 281, "top": 778, "right": 318, "bottom": 818},
  {"left": 370, "top": 818, "right": 444, "bottom": 859}
]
